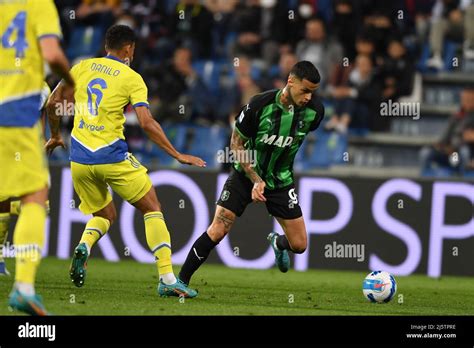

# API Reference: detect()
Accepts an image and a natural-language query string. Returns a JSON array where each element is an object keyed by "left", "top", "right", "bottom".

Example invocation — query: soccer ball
[{"left": 362, "top": 270, "right": 397, "bottom": 303}]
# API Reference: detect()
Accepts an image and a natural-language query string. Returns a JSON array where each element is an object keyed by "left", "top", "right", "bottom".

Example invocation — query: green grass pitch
[{"left": 0, "top": 257, "right": 473, "bottom": 315}]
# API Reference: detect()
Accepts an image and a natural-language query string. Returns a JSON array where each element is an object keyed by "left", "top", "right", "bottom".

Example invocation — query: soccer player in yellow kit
[
  {"left": 0, "top": 0, "right": 74, "bottom": 315},
  {"left": 0, "top": 82, "right": 52, "bottom": 277},
  {"left": 46, "top": 25, "right": 205, "bottom": 298}
]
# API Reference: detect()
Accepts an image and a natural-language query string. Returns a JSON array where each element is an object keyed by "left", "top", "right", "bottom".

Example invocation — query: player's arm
[
  {"left": 40, "top": 37, "right": 75, "bottom": 155},
  {"left": 39, "top": 37, "right": 74, "bottom": 88},
  {"left": 44, "top": 81, "right": 74, "bottom": 155},
  {"left": 34, "top": 0, "right": 74, "bottom": 87},
  {"left": 135, "top": 106, "right": 206, "bottom": 167},
  {"left": 230, "top": 129, "right": 266, "bottom": 202},
  {"left": 233, "top": 101, "right": 266, "bottom": 202}
]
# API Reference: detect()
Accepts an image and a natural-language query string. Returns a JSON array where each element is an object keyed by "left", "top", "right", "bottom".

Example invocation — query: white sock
[
  {"left": 160, "top": 272, "right": 177, "bottom": 285},
  {"left": 15, "top": 282, "right": 35, "bottom": 296}
]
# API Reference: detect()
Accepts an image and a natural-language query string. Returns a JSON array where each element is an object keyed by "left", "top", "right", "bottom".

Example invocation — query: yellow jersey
[
  {"left": 70, "top": 55, "right": 149, "bottom": 164},
  {"left": 0, "top": 0, "right": 62, "bottom": 127}
]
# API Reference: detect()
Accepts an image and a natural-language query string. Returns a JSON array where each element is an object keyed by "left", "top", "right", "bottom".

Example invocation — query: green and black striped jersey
[{"left": 233, "top": 89, "right": 325, "bottom": 190}]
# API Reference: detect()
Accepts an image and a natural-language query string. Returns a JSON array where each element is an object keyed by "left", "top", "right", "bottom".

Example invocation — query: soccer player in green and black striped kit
[{"left": 178, "top": 61, "right": 325, "bottom": 291}]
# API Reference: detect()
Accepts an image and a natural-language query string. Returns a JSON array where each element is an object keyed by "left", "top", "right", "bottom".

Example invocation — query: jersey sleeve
[
  {"left": 129, "top": 74, "right": 149, "bottom": 108},
  {"left": 309, "top": 101, "right": 325, "bottom": 131},
  {"left": 234, "top": 101, "right": 259, "bottom": 140},
  {"left": 33, "top": 0, "right": 62, "bottom": 40},
  {"left": 39, "top": 82, "right": 51, "bottom": 110}
]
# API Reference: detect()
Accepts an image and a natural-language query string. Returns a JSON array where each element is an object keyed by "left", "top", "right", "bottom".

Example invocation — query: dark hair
[
  {"left": 290, "top": 61, "right": 321, "bottom": 84},
  {"left": 105, "top": 25, "right": 136, "bottom": 51}
]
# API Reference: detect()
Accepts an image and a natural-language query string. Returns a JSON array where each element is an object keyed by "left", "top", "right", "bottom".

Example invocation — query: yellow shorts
[
  {"left": 71, "top": 154, "right": 152, "bottom": 214},
  {"left": 0, "top": 122, "right": 49, "bottom": 201}
]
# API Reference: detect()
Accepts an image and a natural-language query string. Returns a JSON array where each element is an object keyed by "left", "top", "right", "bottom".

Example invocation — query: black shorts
[{"left": 216, "top": 168, "right": 302, "bottom": 220}]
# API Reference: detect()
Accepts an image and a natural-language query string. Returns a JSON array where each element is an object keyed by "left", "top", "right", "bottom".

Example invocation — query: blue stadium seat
[
  {"left": 144, "top": 123, "right": 187, "bottom": 167},
  {"left": 417, "top": 41, "right": 462, "bottom": 72},
  {"left": 186, "top": 125, "right": 229, "bottom": 169},
  {"left": 66, "top": 25, "right": 105, "bottom": 61},
  {"left": 421, "top": 167, "right": 455, "bottom": 177},
  {"left": 443, "top": 41, "right": 461, "bottom": 71},
  {"left": 463, "top": 170, "right": 474, "bottom": 178},
  {"left": 192, "top": 60, "right": 222, "bottom": 95},
  {"left": 296, "top": 131, "right": 348, "bottom": 170}
]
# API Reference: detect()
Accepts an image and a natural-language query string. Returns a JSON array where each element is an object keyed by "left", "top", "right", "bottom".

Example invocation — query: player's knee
[
  {"left": 107, "top": 214, "right": 116, "bottom": 226},
  {"left": 101, "top": 213, "right": 116, "bottom": 226},
  {"left": 94, "top": 210, "right": 116, "bottom": 226},
  {"left": 290, "top": 241, "right": 307, "bottom": 254},
  {"left": 207, "top": 224, "right": 227, "bottom": 242}
]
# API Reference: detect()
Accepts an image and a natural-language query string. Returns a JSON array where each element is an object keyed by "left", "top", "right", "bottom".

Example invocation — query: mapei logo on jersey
[
  {"left": 78, "top": 119, "right": 105, "bottom": 132},
  {"left": 18, "top": 322, "right": 56, "bottom": 341},
  {"left": 261, "top": 134, "right": 294, "bottom": 147}
]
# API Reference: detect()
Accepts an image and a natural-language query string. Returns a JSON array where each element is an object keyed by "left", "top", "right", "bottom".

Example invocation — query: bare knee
[
  {"left": 21, "top": 186, "right": 48, "bottom": 207},
  {"left": 207, "top": 223, "right": 227, "bottom": 243},
  {"left": 94, "top": 212, "right": 116, "bottom": 226},
  {"left": 106, "top": 212, "right": 117, "bottom": 226},
  {"left": 139, "top": 197, "right": 161, "bottom": 215},
  {"left": 133, "top": 189, "right": 161, "bottom": 215},
  {"left": 207, "top": 207, "right": 235, "bottom": 242},
  {"left": 290, "top": 241, "right": 307, "bottom": 254},
  {"left": 94, "top": 204, "right": 117, "bottom": 226}
]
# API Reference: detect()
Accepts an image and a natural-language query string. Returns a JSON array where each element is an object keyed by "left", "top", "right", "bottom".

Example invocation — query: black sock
[
  {"left": 179, "top": 231, "right": 218, "bottom": 285},
  {"left": 276, "top": 234, "right": 291, "bottom": 251},
  {"left": 277, "top": 234, "right": 291, "bottom": 250}
]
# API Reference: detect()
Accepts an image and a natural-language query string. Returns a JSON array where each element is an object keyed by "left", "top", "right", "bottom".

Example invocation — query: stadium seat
[
  {"left": 417, "top": 41, "right": 462, "bottom": 72},
  {"left": 463, "top": 170, "right": 474, "bottom": 178},
  {"left": 296, "top": 131, "right": 348, "bottom": 170},
  {"left": 443, "top": 41, "right": 461, "bottom": 71},
  {"left": 144, "top": 123, "right": 187, "bottom": 167},
  {"left": 192, "top": 60, "right": 222, "bottom": 95},
  {"left": 185, "top": 125, "right": 229, "bottom": 169},
  {"left": 66, "top": 25, "right": 105, "bottom": 61},
  {"left": 421, "top": 167, "right": 455, "bottom": 178}
]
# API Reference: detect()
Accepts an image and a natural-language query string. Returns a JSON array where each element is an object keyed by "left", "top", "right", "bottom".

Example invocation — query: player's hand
[
  {"left": 45, "top": 136, "right": 66, "bottom": 156},
  {"left": 252, "top": 181, "right": 266, "bottom": 202},
  {"left": 176, "top": 153, "right": 206, "bottom": 167}
]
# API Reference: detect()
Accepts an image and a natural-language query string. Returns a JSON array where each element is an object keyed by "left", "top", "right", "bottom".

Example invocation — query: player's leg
[
  {"left": 101, "top": 153, "right": 195, "bottom": 297},
  {"left": 69, "top": 161, "right": 114, "bottom": 287},
  {"left": 70, "top": 201, "right": 115, "bottom": 287},
  {"left": 1, "top": 123, "right": 50, "bottom": 315},
  {"left": 0, "top": 197, "right": 51, "bottom": 277},
  {"left": 266, "top": 187, "right": 306, "bottom": 272},
  {"left": 178, "top": 168, "right": 251, "bottom": 286},
  {"left": 268, "top": 217, "right": 307, "bottom": 273},
  {"left": 9, "top": 199, "right": 49, "bottom": 216},
  {"left": 0, "top": 199, "right": 11, "bottom": 275},
  {"left": 274, "top": 216, "right": 307, "bottom": 253},
  {"left": 178, "top": 206, "right": 236, "bottom": 286},
  {"left": 8, "top": 187, "right": 49, "bottom": 315},
  {"left": 132, "top": 187, "right": 197, "bottom": 297}
]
